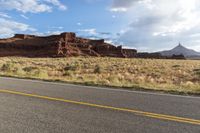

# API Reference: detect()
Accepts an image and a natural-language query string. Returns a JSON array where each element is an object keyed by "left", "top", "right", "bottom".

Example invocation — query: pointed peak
[
  {"left": 171, "top": 43, "right": 187, "bottom": 51},
  {"left": 178, "top": 42, "right": 185, "bottom": 47},
  {"left": 176, "top": 42, "right": 184, "bottom": 48}
]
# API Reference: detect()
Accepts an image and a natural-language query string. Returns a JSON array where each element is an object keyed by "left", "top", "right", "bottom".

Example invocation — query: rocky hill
[
  {"left": 1, "top": 34, "right": 198, "bottom": 60},
  {"left": 0, "top": 32, "right": 137, "bottom": 58},
  {"left": 160, "top": 43, "right": 200, "bottom": 58}
]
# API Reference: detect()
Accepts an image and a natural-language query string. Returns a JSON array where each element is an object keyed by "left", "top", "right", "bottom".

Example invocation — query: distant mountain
[{"left": 160, "top": 43, "right": 200, "bottom": 58}]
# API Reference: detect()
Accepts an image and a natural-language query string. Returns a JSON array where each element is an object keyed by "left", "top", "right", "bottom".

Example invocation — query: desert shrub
[
  {"left": 193, "top": 68, "right": 200, "bottom": 78},
  {"left": 193, "top": 68, "right": 200, "bottom": 72},
  {"left": 15, "top": 67, "right": 25, "bottom": 75},
  {"left": 108, "top": 75, "right": 120, "bottom": 84},
  {"left": 63, "top": 71, "right": 73, "bottom": 76},
  {"left": 1, "top": 63, "right": 24, "bottom": 75},
  {"left": 23, "top": 66, "right": 39, "bottom": 72},
  {"left": 37, "top": 70, "right": 49, "bottom": 78},
  {"left": 64, "top": 64, "right": 79, "bottom": 71},
  {"left": 27, "top": 68, "right": 48, "bottom": 78},
  {"left": 1, "top": 63, "right": 14, "bottom": 72},
  {"left": 172, "top": 65, "right": 181, "bottom": 68},
  {"left": 23, "top": 66, "right": 47, "bottom": 78},
  {"left": 93, "top": 65, "right": 102, "bottom": 74}
]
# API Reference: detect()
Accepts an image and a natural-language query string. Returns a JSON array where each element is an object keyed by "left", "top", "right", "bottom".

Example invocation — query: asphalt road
[{"left": 0, "top": 77, "right": 200, "bottom": 133}]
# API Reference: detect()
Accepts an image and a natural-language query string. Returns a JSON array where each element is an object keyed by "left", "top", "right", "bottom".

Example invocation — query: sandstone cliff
[{"left": 0, "top": 32, "right": 137, "bottom": 58}]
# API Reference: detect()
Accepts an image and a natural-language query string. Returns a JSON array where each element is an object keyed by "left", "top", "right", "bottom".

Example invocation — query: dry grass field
[{"left": 0, "top": 57, "right": 200, "bottom": 94}]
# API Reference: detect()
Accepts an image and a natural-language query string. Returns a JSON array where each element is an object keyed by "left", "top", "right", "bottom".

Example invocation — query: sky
[{"left": 0, "top": 0, "right": 200, "bottom": 52}]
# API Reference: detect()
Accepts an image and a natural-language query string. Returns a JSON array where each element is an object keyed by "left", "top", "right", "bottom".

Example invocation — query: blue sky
[{"left": 0, "top": 0, "right": 200, "bottom": 52}]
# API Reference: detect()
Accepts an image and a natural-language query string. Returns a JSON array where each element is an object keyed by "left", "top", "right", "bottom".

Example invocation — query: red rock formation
[{"left": 0, "top": 32, "right": 137, "bottom": 58}]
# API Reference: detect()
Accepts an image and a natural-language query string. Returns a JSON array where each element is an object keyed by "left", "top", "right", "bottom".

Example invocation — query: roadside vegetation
[{"left": 0, "top": 57, "right": 200, "bottom": 94}]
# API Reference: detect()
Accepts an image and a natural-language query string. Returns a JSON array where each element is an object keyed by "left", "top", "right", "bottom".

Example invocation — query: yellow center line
[{"left": 0, "top": 89, "right": 200, "bottom": 125}]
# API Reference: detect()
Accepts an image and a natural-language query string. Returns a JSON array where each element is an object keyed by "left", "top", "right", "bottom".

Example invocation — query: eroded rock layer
[{"left": 0, "top": 32, "right": 137, "bottom": 58}]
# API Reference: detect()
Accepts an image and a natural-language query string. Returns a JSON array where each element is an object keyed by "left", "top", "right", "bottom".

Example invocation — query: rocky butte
[{"left": 0, "top": 32, "right": 137, "bottom": 58}]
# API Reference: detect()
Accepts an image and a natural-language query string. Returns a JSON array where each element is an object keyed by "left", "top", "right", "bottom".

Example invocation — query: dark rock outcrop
[
  {"left": 136, "top": 52, "right": 186, "bottom": 60},
  {"left": 170, "top": 54, "right": 186, "bottom": 60},
  {"left": 136, "top": 52, "right": 163, "bottom": 59},
  {"left": 0, "top": 32, "right": 137, "bottom": 58}
]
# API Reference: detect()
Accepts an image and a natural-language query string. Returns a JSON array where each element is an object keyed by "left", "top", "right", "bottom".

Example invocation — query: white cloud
[
  {"left": 110, "top": 0, "right": 140, "bottom": 12},
  {"left": 79, "top": 28, "right": 97, "bottom": 35},
  {"left": 84, "top": 0, "right": 102, "bottom": 4},
  {"left": 50, "top": 26, "right": 64, "bottom": 30},
  {"left": 44, "top": 0, "right": 67, "bottom": 10},
  {"left": 112, "top": 15, "right": 116, "bottom": 18},
  {"left": 0, "top": 18, "right": 36, "bottom": 37},
  {"left": 0, "top": 0, "right": 51, "bottom": 13},
  {"left": 77, "top": 22, "right": 82, "bottom": 26},
  {"left": 77, "top": 28, "right": 118, "bottom": 45},
  {"left": 0, "top": 12, "right": 11, "bottom": 18},
  {"left": 0, "top": 0, "right": 67, "bottom": 13},
  {"left": 46, "top": 30, "right": 64, "bottom": 35},
  {"left": 114, "top": 0, "right": 200, "bottom": 51},
  {"left": 110, "top": 7, "right": 127, "bottom": 12},
  {"left": 20, "top": 14, "right": 29, "bottom": 19}
]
